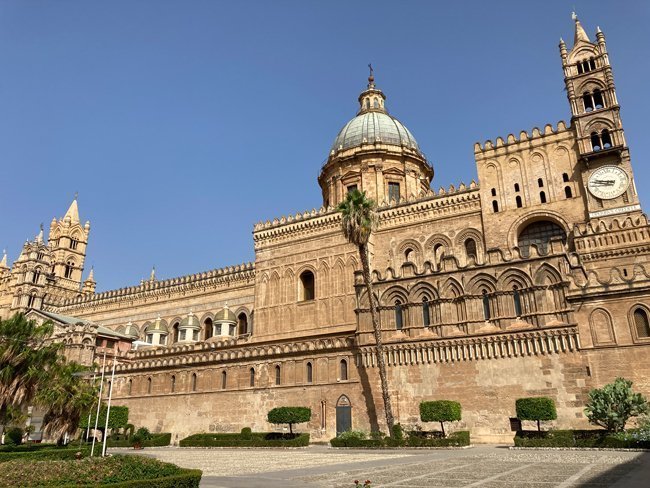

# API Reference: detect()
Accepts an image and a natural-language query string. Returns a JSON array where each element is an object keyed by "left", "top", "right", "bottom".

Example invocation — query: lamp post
[
  {"left": 101, "top": 354, "right": 117, "bottom": 457},
  {"left": 91, "top": 350, "right": 107, "bottom": 457}
]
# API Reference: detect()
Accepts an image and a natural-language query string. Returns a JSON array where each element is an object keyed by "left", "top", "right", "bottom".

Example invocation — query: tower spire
[
  {"left": 0, "top": 249, "right": 7, "bottom": 268},
  {"left": 64, "top": 195, "right": 80, "bottom": 223},
  {"left": 357, "top": 65, "right": 386, "bottom": 115},
  {"left": 572, "top": 12, "right": 590, "bottom": 44}
]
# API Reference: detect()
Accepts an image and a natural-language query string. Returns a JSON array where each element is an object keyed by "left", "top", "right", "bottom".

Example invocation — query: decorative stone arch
[
  {"left": 234, "top": 307, "right": 251, "bottom": 335},
  {"left": 584, "top": 117, "right": 616, "bottom": 134},
  {"left": 296, "top": 265, "right": 317, "bottom": 302},
  {"left": 590, "top": 308, "right": 616, "bottom": 346},
  {"left": 397, "top": 239, "right": 423, "bottom": 265},
  {"left": 283, "top": 267, "right": 296, "bottom": 302},
  {"left": 381, "top": 286, "right": 409, "bottom": 306},
  {"left": 567, "top": 44, "right": 599, "bottom": 65},
  {"left": 497, "top": 268, "right": 533, "bottom": 289},
  {"left": 575, "top": 78, "right": 607, "bottom": 96},
  {"left": 628, "top": 303, "right": 650, "bottom": 342},
  {"left": 425, "top": 234, "right": 453, "bottom": 270},
  {"left": 441, "top": 278, "right": 464, "bottom": 298},
  {"left": 409, "top": 282, "right": 439, "bottom": 302},
  {"left": 455, "top": 228, "right": 484, "bottom": 264},
  {"left": 507, "top": 211, "right": 571, "bottom": 252},
  {"left": 467, "top": 273, "right": 497, "bottom": 294},
  {"left": 336, "top": 394, "right": 352, "bottom": 435},
  {"left": 533, "top": 263, "right": 562, "bottom": 286}
]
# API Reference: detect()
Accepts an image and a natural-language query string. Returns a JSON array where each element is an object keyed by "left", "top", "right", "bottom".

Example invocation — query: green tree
[
  {"left": 267, "top": 407, "right": 311, "bottom": 434},
  {"left": 36, "top": 361, "right": 98, "bottom": 443},
  {"left": 584, "top": 378, "right": 649, "bottom": 432},
  {"left": 337, "top": 189, "right": 395, "bottom": 435},
  {"left": 515, "top": 397, "right": 557, "bottom": 432},
  {"left": 420, "top": 400, "right": 462, "bottom": 437},
  {"left": 0, "top": 314, "right": 61, "bottom": 426}
]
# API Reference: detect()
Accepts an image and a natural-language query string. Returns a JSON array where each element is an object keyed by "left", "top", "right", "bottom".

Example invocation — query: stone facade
[{"left": 2, "top": 17, "right": 649, "bottom": 443}]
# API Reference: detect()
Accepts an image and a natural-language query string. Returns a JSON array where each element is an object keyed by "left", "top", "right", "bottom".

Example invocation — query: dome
[
  {"left": 146, "top": 316, "right": 168, "bottom": 334},
  {"left": 123, "top": 322, "right": 140, "bottom": 339},
  {"left": 331, "top": 111, "right": 420, "bottom": 153},
  {"left": 180, "top": 312, "right": 200, "bottom": 329},
  {"left": 215, "top": 306, "right": 236, "bottom": 323}
]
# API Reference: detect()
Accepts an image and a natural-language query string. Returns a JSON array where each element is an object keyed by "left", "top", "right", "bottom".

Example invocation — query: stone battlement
[{"left": 474, "top": 121, "right": 571, "bottom": 154}]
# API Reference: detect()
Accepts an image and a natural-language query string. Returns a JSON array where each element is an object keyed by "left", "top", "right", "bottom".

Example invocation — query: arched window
[
  {"left": 433, "top": 244, "right": 444, "bottom": 267},
  {"left": 593, "top": 89, "right": 604, "bottom": 109},
  {"left": 482, "top": 290, "right": 491, "bottom": 320},
  {"left": 32, "top": 269, "right": 41, "bottom": 284},
  {"left": 146, "top": 333, "right": 153, "bottom": 344},
  {"left": 492, "top": 200, "right": 499, "bottom": 213},
  {"left": 203, "top": 318, "right": 213, "bottom": 340},
  {"left": 395, "top": 300, "right": 403, "bottom": 330},
  {"left": 513, "top": 286, "right": 522, "bottom": 317},
  {"left": 69, "top": 238, "right": 79, "bottom": 250},
  {"left": 464, "top": 238, "right": 477, "bottom": 261},
  {"left": 562, "top": 173, "right": 569, "bottom": 182},
  {"left": 601, "top": 129, "right": 612, "bottom": 148},
  {"left": 170, "top": 375, "right": 176, "bottom": 393},
  {"left": 516, "top": 196, "right": 523, "bottom": 208},
  {"left": 64, "top": 260, "right": 74, "bottom": 279},
  {"left": 491, "top": 188, "right": 496, "bottom": 197},
  {"left": 540, "top": 191, "right": 547, "bottom": 204},
  {"left": 191, "top": 373, "right": 197, "bottom": 392},
  {"left": 249, "top": 367, "right": 255, "bottom": 387},
  {"left": 147, "top": 377, "right": 152, "bottom": 394},
  {"left": 634, "top": 308, "right": 650, "bottom": 338},
  {"left": 373, "top": 98, "right": 379, "bottom": 108},
  {"left": 340, "top": 359, "right": 348, "bottom": 381},
  {"left": 583, "top": 92, "right": 594, "bottom": 112},
  {"left": 518, "top": 221, "right": 567, "bottom": 257},
  {"left": 275, "top": 365, "right": 281, "bottom": 385},
  {"left": 514, "top": 183, "right": 520, "bottom": 192},
  {"left": 128, "top": 379, "right": 132, "bottom": 395},
  {"left": 388, "top": 182, "right": 400, "bottom": 202},
  {"left": 591, "top": 131, "right": 602, "bottom": 151},
  {"left": 237, "top": 313, "right": 248, "bottom": 335},
  {"left": 404, "top": 248, "right": 414, "bottom": 262},
  {"left": 300, "top": 271, "right": 315, "bottom": 301},
  {"left": 306, "top": 362, "right": 313, "bottom": 383},
  {"left": 422, "top": 297, "right": 430, "bottom": 327},
  {"left": 564, "top": 186, "right": 573, "bottom": 198},
  {"left": 537, "top": 178, "right": 544, "bottom": 188},
  {"left": 26, "top": 293, "right": 36, "bottom": 308},
  {"left": 221, "top": 371, "right": 227, "bottom": 389}
]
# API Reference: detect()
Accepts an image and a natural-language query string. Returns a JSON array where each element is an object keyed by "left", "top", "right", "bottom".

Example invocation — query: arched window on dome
[{"left": 373, "top": 98, "right": 379, "bottom": 108}]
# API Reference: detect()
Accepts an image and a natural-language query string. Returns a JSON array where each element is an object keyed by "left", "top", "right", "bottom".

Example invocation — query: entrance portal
[{"left": 336, "top": 395, "right": 352, "bottom": 435}]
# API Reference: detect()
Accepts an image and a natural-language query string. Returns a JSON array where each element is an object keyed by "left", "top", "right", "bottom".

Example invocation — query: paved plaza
[{"left": 113, "top": 445, "right": 650, "bottom": 488}]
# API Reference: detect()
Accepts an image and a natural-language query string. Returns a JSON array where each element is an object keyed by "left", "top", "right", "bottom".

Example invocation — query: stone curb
[
  {"left": 509, "top": 446, "right": 650, "bottom": 452},
  {"left": 328, "top": 445, "right": 475, "bottom": 450}
]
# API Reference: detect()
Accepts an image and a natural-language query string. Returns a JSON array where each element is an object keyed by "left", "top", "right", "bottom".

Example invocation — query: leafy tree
[
  {"left": 516, "top": 397, "right": 557, "bottom": 432},
  {"left": 0, "top": 314, "right": 61, "bottom": 427},
  {"left": 420, "top": 400, "right": 462, "bottom": 437},
  {"left": 267, "top": 407, "right": 311, "bottom": 434},
  {"left": 80, "top": 405, "right": 129, "bottom": 431},
  {"left": 338, "top": 189, "right": 395, "bottom": 435},
  {"left": 584, "top": 378, "right": 649, "bottom": 432},
  {"left": 1, "top": 405, "right": 27, "bottom": 435},
  {"left": 36, "top": 361, "right": 97, "bottom": 443}
]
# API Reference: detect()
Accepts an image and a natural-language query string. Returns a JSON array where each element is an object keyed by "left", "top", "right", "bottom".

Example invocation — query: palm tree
[
  {"left": 337, "top": 189, "right": 395, "bottom": 434},
  {"left": 0, "top": 314, "right": 61, "bottom": 426},
  {"left": 36, "top": 361, "right": 98, "bottom": 444}
]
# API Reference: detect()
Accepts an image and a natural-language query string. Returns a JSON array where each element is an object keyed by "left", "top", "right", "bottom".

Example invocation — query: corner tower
[
  {"left": 49, "top": 197, "right": 91, "bottom": 291},
  {"left": 318, "top": 70, "right": 433, "bottom": 206},
  {"left": 561, "top": 15, "right": 640, "bottom": 218}
]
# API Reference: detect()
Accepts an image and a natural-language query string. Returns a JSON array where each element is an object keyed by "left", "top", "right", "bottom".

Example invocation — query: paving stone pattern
[{"left": 116, "top": 446, "right": 649, "bottom": 488}]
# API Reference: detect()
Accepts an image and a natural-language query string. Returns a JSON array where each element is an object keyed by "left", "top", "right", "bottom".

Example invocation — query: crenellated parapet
[
  {"left": 474, "top": 121, "right": 571, "bottom": 156},
  {"left": 52, "top": 262, "right": 255, "bottom": 312}
]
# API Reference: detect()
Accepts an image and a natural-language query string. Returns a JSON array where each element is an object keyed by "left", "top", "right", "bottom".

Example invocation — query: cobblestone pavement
[{"left": 113, "top": 445, "right": 650, "bottom": 488}]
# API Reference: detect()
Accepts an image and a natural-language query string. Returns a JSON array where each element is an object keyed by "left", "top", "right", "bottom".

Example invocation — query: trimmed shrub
[
  {"left": 584, "top": 378, "right": 649, "bottom": 432},
  {"left": 0, "top": 447, "right": 90, "bottom": 463},
  {"left": 515, "top": 397, "right": 557, "bottom": 431},
  {"left": 513, "top": 429, "right": 650, "bottom": 449},
  {"left": 420, "top": 400, "right": 462, "bottom": 437},
  {"left": 106, "top": 433, "right": 171, "bottom": 448},
  {"left": 240, "top": 427, "right": 252, "bottom": 440},
  {"left": 267, "top": 407, "right": 311, "bottom": 434},
  {"left": 179, "top": 432, "right": 309, "bottom": 447},
  {"left": 5, "top": 427, "right": 23, "bottom": 445},
  {"left": 0, "top": 443, "right": 57, "bottom": 453},
  {"left": 337, "top": 430, "right": 366, "bottom": 441}
]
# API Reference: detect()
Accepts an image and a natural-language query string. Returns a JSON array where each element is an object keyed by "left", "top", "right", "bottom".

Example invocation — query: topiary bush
[
  {"left": 515, "top": 397, "right": 557, "bottom": 431},
  {"left": 267, "top": 407, "right": 311, "bottom": 435},
  {"left": 420, "top": 400, "right": 462, "bottom": 437},
  {"left": 337, "top": 430, "right": 366, "bottom": 441},
  {"left": 179, "top": 432, "right": 309, "bottom": 447},
  {"left": 240, "top": 427, "right": 252, "bottom": 440},
  {"left": 584, "top": 378, "right": 649, "bottom": 432},
  {"left": 5, "top": 427, "right": 23, "bottom": 445}
]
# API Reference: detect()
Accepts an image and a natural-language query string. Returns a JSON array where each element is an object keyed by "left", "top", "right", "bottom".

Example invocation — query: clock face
[{"left": 587, "top": 166, "right": 629, "bottom": 200}]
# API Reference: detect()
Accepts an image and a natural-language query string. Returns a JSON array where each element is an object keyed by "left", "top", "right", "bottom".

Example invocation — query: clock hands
[{"left": 590, "top": 179, "right": 616, "bottom": 186}]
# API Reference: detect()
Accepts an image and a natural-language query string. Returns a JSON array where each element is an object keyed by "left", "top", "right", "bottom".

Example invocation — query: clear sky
[{"left": 1, "top": 0, "right": 649, "bottom": 292}]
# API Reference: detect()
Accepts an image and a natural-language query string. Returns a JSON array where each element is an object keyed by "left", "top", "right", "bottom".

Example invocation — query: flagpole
[
  {"left": 84, "top": 374, "right": 96, "bottom": 443},
  {"left": 91, "top": 350, "right": 107, "bottom": 457},
  {"left": 102, "top": 354, "right": 117, "bottom": 457}
]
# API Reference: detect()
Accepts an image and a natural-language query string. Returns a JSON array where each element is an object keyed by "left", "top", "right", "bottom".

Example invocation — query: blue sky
[{"left": 1, "top": 0, "right": 649, "bottom": 291}]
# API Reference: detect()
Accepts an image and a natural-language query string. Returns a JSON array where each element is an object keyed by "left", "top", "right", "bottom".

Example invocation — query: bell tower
[
  {"left": 560, "top": 14, "right": 640, "bottom": 218},
  {"left": 49, "top": 196, "right": 91, "bottom": 292}
]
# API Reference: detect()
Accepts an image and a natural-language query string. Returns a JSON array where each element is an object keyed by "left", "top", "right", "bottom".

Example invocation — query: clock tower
[{"left": 560, "top": 15, "right": 641, "bottom": 219}]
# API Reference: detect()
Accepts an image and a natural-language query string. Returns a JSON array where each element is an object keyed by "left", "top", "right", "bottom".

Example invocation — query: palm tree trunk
[{"left": 359, "top": 242, "right": 395, "bottom": 435}]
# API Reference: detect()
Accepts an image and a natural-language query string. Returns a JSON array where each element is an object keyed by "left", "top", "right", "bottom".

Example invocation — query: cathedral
[{"left": 2, "top": 17, "right": 649, "bottom": 443}]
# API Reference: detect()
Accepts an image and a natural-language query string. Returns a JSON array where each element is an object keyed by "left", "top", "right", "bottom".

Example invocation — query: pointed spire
[
  {"left": 572, "top": 12, "right": 590, "bottom": 44},
  {"left": 150, "top": 266, "right": 156, "bottom": 282},
  {"left": 0, "top": 249, "right": 7, "bottom": 268},
  {"left": 86, "top": 266, "right": 95, "bottom": 282},
  {"left": 64, "top": 195, "right": 80, "bottom": 223},
  {"left": 35, "top": 223, "right": 44, "bottom": 244},
  {"left": 357, "top": 64, "right": 387, "bottom": 115}
]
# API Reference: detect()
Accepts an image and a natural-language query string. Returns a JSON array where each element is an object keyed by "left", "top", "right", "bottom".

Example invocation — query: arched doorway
[{"left": 336, "top": 395, "right": 352, "bottom": 435}]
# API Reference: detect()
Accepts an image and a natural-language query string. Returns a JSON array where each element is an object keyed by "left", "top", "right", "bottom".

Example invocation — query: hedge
[
  {"left": 0, "top": 443, "right": 57, "bottom": 453},
  {"left": 0, "top": 454, "right": 201, "bottom": 487},
  {"left": 0, "top": 447, "right": 90, "bottom": 463},
  {"left": 330, "top": 431, "right": 470, "bottom": 448},
  {"left": 107, "top": 433, "right": 171, "bottom": 448},
  {"left": 80, "top": 405, "right": 129, "bottom": 430},
  {"left": 180, "top": 432, "right": 310, "bottom": 447},
  {"left": 514, "top": 429, "right": 650, "bottom": 448}
]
